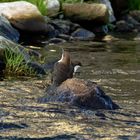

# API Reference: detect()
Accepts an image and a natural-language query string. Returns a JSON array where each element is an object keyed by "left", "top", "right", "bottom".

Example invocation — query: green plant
[
  {"left": 4, "top": 46, "right": 35, "bottom": 77},
  {"left": 128, "top": 0, "right": 140, "bottom": 10},
  {"left": 0, "top": 0, "right": 16, "bottom": 2}
]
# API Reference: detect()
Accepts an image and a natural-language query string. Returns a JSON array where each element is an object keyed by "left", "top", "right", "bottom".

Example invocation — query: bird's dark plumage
[{"left": 52, "top": 51, "right": 73, "bottom": 86}]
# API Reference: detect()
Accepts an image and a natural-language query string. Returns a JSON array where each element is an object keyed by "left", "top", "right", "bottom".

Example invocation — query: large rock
[
  {"left": 0, "top": 36, "right": 30, "bottom": 62},
  {"left": 62, "top": 3, "right": 109, "bottom": 24},
  {"left": 39, "top": 78, "right": 119, "bottom": 110},
  {"left": 110, "top": 0, "right": 128, "bottom": 18},
  {"left": 130, "top": 10, "right": 140, "bottom": 23},
  {"left": 45, "top": 0, "right": 60, "bottom": 17},
  {"left": 0, "top": 1, "right": 50, "bottom": 32},
  {"left": 0, "top": 15, "right": 19, "bottom": 42}
]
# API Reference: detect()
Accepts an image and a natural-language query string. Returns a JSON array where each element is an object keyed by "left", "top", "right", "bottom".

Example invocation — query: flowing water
[{"left": 0, "top": 39, "right": 140, "bottom": 140}]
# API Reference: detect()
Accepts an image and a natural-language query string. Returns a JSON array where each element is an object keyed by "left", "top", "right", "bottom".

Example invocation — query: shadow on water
[{"left": 0, "top": 123, "right": 28, "bottom": 130}]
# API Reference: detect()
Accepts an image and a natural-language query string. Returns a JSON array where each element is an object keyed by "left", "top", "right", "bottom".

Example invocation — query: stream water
[{"left": 0, "top": 38, "right": 140, "bottom": 140}]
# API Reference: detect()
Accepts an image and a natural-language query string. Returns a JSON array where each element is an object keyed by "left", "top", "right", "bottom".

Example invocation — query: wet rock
[
  {"left": 71, "top": 28, "right": 95, "bottom": 41},
  {"left": 134, "top": 33, "right": 140, "bottom": 41},
  {"left": 0, "top": 36, "right": 30, "bottom": 62},
  {"left": 0, "top": 1, "right": 50, "bottom": 33},
  {"left": 129, "top": 10, "right": 140, "bottom": 23},
  {"left": 45, "top": 0, "right": 60, "bottom": 17},
  {"left": 52, "top": 20, "right": 70, "bottom": 34},
  {"left": 50, "top": 19, "right": 80, "bottom": 34},
  {"left": 42, "top": 59, "right": 58, "bottom": 72},
  {"left": 0, "top": 15, "right": 19, "bottom": 42},
  {"left": 58, "top": 34, "right": 73, "bottom": 41},
  {"left": 39, "top": 78, "right": 119, "bottom": 110},
  {"left": 42, "top": 37, "right": 66, "bottom": 45},
  {"left": 102, "top": 34, "right": 119, "bottom": 42},
  {"left": 62, "top": 3, "right": 109, "bottom": 24},
  {"left": 110, "top": 0, "right": 128, "bottom": 18},
  {"left": 123, "top": 15, "right": 140, "bottom": 32},
  {"left": 114, "top": 14, "right": 140, "bottom": 33},
  {"left": 28, "top": 49, "right": 42, "bottom": 59},
  {"left": 56, "top": 79, "right": 119, "bottom": 110},
  {"left": 115, "top": 20, "right": 134, "bottom": 32},
  {"left": 27, "top": 62, "right": 46, "bottom": 75},
  {"left": 95, "top": 111, "right": 106, "bottom": 118},
  {"left": 46, "top": 24, "right": 59, "bottom": 38},
  {"left": 48, "top": 38, "right": 66, "bottom": 44},
  {"left": 125, "top": 15, "right": 140, "bottom": 26}
]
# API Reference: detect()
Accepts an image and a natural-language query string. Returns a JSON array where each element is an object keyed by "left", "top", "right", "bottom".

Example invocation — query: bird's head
[{"left": 58, "top": 49, "right": 71, "bottom": 66}]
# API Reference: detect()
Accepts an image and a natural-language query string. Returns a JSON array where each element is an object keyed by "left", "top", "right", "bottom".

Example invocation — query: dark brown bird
[{"left": 52, "top": 50, "right": 73, "bottom": 86}]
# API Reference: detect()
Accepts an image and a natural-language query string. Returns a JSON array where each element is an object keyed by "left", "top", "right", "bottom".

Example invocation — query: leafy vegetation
[
  {"left": 4, "top": 46, "right": 35, "bottom": 77},
  {"left": 0, "top": 0, "right": 15, "bottom": 2},
  {"left": 0, "top": 0, "right": 47, "bottom": 15},
  {"left": 128, "top": 0, "right": 140, "bottom": 10}
]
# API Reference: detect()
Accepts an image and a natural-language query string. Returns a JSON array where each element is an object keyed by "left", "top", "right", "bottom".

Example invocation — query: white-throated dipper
[{"left": 52, "top": 50, "right": 74, "bottom": 86}]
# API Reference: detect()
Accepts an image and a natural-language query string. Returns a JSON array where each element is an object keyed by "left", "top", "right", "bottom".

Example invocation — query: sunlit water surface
[{"left": 0, "top": 39, "right": 140, "bottom": 140}]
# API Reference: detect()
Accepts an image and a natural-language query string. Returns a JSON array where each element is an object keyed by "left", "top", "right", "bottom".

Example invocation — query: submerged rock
[
  {"left": 0, "top": 15, "right": 19, "bottom": 42},
  {"left": 48, "top": 37, "right": 66, "bottom": 44},
  {"left": 58, "top": 34, "right": 73, "bottom": 41},
  {"left": 0, "top": 1, "right": 50, "bottom": 33}
]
